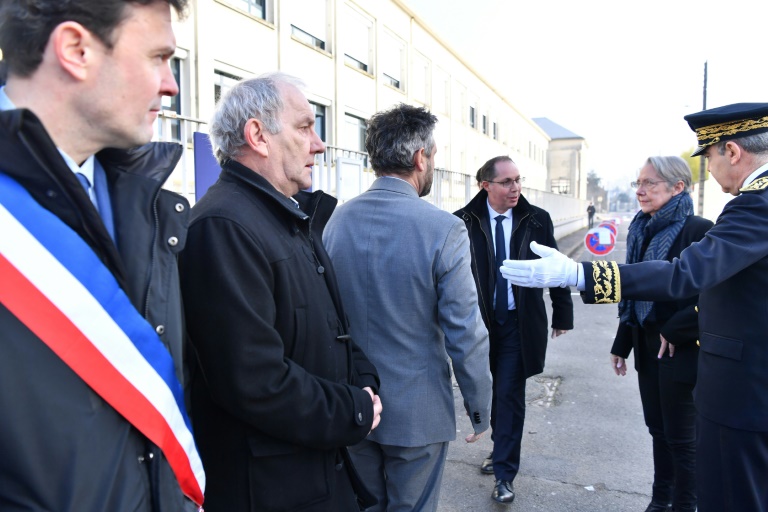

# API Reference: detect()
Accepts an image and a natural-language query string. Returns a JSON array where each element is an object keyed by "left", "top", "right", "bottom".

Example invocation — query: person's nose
[
  {"left": 310, "top": 129, "right": 326, "bottom": 154},
  {"left": 160, "top": 62, "right": 180, "bottom": 98}
]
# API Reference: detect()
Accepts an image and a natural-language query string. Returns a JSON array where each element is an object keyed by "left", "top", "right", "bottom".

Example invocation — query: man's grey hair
[
  {"left": 646, "top": 156, "right": 693, "bottom": 193},
  {"left": 714, "top": 132, "right": 768, "bottom": 158},
  {"left": 209, "top": 71, "right": 305, "bottom": 165},
  {"left": 365, "top": 103, "right": 437, "bottom": 177}
]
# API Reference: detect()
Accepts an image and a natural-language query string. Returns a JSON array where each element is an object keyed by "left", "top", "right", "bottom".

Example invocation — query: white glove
[{"left": 500, "top": 241, "right": 578, "bottom": 288}]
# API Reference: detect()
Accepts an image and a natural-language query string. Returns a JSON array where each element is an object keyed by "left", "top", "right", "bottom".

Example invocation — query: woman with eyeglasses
[{"left": 613, "top": 156, "right": 713, "bottom": 512}]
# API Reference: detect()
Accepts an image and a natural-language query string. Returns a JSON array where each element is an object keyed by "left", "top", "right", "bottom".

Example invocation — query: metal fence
[{"left": 154, "top": 121, "right": 586, "bottom": 233}]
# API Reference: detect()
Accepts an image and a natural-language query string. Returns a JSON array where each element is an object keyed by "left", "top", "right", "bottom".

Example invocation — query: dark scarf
[{"left": 618, "top": 192, "right": 693, "bottom": 326}]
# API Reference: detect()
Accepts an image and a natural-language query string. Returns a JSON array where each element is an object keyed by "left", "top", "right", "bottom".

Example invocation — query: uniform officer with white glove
[{"left": 500, "top": 102, "right": 768, "bottom": 512}]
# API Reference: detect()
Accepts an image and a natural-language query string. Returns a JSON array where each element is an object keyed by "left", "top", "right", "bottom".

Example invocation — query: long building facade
[{"left": 156, "top": 0, "right": 586, "bottom": 234}]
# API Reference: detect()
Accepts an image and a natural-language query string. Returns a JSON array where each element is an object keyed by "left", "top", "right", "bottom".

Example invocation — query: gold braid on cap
[
  {"left": 591, "top": 261, "right": 621, "bottom": 304},
  {"left": 696, "top": 115, "right": 768, "bottom": 144}
]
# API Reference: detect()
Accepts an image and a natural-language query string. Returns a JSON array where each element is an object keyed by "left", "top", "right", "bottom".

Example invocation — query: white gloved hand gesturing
[{"left": 500, "top": 241, "right": 579, "bottom": 288}]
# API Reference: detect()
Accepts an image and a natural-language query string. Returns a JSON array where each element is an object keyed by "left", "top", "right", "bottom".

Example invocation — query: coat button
[
  {"left": 696, "top": 340, "right": 700, "bottom": 347},
  {"left": 694, "top": 306, "right": 698, "bottom": 313},
  {"left": 358, "top": 412, "right": 363, "bottom": 422},
  {"left": 175, "top": 203, "right": 185, "bottom": 212},
  {"left": 167, "top": 236, "right": 178, "bottom": 246},
  {"left": 156, "top": 325, "right": 165, "bottom": 335}
]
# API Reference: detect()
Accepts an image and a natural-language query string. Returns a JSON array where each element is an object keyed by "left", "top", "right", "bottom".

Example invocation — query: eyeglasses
[
  {"left": 630, "top": 179, "right": 666, "bottom": 190},
  {"left": 486, "top": 177, "right": 525, "bottom": 189}
]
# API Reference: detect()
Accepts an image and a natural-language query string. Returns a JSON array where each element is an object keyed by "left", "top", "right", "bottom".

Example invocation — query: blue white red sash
[{"left": 0, "top": 173, "right": 205, "bottom": 507}]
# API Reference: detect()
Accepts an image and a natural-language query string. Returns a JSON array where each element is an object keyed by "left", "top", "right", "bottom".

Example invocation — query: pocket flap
[{"left": 699, "top": 332, "right": 743, "bottom": 361}]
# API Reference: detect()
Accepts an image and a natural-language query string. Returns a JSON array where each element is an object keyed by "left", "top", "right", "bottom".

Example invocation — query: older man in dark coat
[
  {"left": 179, "top": 73, "right": 382, "bottom": 512},
  {"left": 454, "top": 155, "right": 573, "bottom": 505}
]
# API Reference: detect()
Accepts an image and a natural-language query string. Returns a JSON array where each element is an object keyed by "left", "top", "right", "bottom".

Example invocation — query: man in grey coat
[{"left": 324, "top": 103, "right": 493, "bottom": 512}]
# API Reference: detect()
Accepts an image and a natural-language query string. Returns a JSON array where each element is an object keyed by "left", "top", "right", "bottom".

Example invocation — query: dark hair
[
  {"left": 365, "top": 103, "right": 437, "bottom": 177},
  {"left": 0, "top": 0, "right": 188, "bottom": 78},
  {"left": 476, "top": 155, "right": 513, "bottom": 184},
  {"left": 715, "top": 132, "right": 768, "bottom": 157}
]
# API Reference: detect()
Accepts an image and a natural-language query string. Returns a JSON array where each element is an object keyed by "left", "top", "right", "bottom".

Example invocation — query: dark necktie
[
  {"left": 494, "top": 214, "right": 508, "bottom": 324},
  {"left": 76, "top": 172, "right": 91, "bottom": 198},
  {"left": 76, "top": 170, "right": 116, "bottom": 241}
]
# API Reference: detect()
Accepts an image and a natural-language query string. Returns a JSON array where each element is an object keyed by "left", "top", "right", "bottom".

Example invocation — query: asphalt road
[{"left": 438, "top": 215, "right": 657, "bottom": 511}]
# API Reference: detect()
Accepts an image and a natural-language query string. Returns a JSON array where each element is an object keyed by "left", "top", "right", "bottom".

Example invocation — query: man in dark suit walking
[{"left": 454, "top": 155, "right": 573, "bottom": 505}]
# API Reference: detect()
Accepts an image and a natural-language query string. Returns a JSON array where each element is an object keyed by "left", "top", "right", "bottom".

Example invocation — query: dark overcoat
[
  {"left": 612, "top": 215, "right": 713, "bottom": 384},
  {"left": 179, "top": 160, "right": 379, "bottom": 511},
  {"left": 0, "top": 109, "right": 194, "bottom": 510},
  {"left": 454, "top": 189, "right": 573, "bottom": 378}
]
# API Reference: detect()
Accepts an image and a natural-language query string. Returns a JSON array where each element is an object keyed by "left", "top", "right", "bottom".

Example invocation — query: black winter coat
[
  {"left": 611, "top": 215, "right": 713, "bottom": 384},
  {"left": 0, "top": 109, "right": 194, "bottom": 511},
  {"left": 179, "top": 160, "right": 379, "bottom": 511},
  {"left": 454, "top": 190, "right": 573, "bottom": 378}
]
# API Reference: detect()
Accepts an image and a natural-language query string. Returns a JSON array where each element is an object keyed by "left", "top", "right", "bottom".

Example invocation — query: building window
[
  {"left": 345, "top": 114, "right": 367, "bottom": 152},
  {"left": 482, "top": 114, "right": 488, "bottom": 135},
  {"left": 432, "top": 67, "right": 449, "bottom": 115},
  {"left": 383, "top": 74, "right": 400, "bottom": 89},
  {"left": 381, "top": 31, "right": 405, "bottom": 91},
  {"left": 469, "top": 106, "right": 476, "bottom": 129},
  {"left": 412, "top": 52, "right": 430, "bottom": 105},
  {"left": 158, "top": 57, "right": 183, "bottom": 141},
  {"left": 311, "top": 102, "right": 326, "bottom": 142},
  {"left": 493, "top": 122, "right": 498, "bottom": 140},
  {"left": 343, "top": 6, "right": 372, "bottom": 73},
  {"left": 551, "top": 178, "right": 571, "bottom": 194},
  {"left": 214, "top": 70, "right": 241, "bottom": 104},
  {"left": 291, "top": 0, "right": 327, "bottom": 51},
  {"left": 223, "top": 0, "right": 266, "bottom": 19},
  {"left": 292, "top": 25, "right": 325, "bottom": 51}
]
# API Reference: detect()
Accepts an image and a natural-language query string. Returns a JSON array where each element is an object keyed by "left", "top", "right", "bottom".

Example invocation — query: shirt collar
[
  {"left": 486, "top": 199, "right": 511, "bottom": 221},
  {"left": 0, "top": 87, "right": 15, "bottom": 111}
]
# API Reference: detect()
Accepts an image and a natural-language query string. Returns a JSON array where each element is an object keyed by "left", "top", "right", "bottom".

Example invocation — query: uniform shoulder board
[{"left": 740, "top": 176, "right": 768, "bottom": 193}]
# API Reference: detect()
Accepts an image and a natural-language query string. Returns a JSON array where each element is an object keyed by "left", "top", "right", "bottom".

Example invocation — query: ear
[
  {"left": 243, "top": 118, "right": 269, "bottom": 158},
  {"left": 725, "top": 140, "right": 742, "bottom": 165},
  {"left": 671, "top": 180, "right": 685, "bottom": 196},
  {"left": 413, "top": 147, "right": 427, "bottom": 173},
  {"left": 50, "top": 21, "right": 95, "bottom": 82}
]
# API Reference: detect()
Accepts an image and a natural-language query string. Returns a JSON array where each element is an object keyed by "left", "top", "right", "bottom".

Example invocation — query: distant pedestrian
[{"left": 587, "top": 202, "right": 596, "bottom": 228}]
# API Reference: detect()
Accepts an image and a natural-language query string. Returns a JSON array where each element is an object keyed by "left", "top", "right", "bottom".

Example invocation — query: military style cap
[{"left": 684, "top": 102, "right": 768, "bottom": 156}]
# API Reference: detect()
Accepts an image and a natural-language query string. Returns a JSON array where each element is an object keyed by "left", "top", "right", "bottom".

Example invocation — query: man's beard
[{"left": 419, "top": 164, "right": 434, "bottom": 197}]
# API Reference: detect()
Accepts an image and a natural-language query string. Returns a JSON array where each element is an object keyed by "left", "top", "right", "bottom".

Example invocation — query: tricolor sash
[{"left": 0, "top": 173, "right": 205, "bottom": 506}]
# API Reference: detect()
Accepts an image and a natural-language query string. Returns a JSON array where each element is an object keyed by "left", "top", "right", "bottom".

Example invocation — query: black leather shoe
[
  {"left": 644, "top": 501, "right": 672, "bottom": 512},
  {"left": 492, "top": 480, "right": 515, "bottom": 504},
  {"left": 480, "top": 451, "right": 494, "bottom": 475}
]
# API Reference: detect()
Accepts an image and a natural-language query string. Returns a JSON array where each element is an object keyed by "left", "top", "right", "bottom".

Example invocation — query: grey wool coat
[{"left": 324, "top": 176, "right": 493, "bottom": 447}]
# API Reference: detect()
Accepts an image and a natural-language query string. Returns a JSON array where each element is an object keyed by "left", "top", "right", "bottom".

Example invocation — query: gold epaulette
[
  {"left": 740, "top": 176, "right": 768, "bottom": 193},
  {"left": 591, "top": 261, "right": 621, "bottom": 304}
]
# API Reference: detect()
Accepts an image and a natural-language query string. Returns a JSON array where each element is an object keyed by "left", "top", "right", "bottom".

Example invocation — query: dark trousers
[
  {"left": 588, "top": 214, "right": 595, "bottom": 228},
  {"left": 489, "top": 311, "right": 525, "bottom": 482},
  {"left": 636, "top": 331, "right": 697, "bottom": 510},
  {"left": 697, "top": 415, "right": 768, "bottom": 512}
]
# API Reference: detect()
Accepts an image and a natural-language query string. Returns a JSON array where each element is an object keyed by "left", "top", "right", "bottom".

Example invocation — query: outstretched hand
[{"left": 500, "top": 241, "right": 579, "bottom": 288}]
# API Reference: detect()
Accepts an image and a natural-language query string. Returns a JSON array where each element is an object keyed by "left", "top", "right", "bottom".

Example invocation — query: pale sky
[{"left": 404, "top": 0, "right": 768, "bottom": 188}]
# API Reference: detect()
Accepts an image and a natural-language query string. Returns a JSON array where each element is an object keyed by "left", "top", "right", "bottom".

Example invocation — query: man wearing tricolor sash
[{"left": 0, "top": 1, "right": 204, "bottom": 510}]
